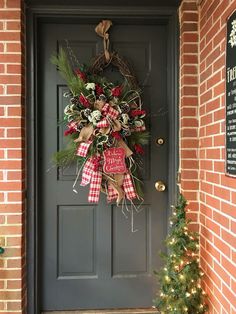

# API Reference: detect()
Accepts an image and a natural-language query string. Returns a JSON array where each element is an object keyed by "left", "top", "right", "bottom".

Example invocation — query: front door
[{"left": 39, "top": 18, "right": 169, "bottom": 311}]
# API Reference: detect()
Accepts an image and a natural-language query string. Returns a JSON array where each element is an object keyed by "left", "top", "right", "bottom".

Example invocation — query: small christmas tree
[{"left": 154, "top": 194, "right": 208, "bottom": 314}]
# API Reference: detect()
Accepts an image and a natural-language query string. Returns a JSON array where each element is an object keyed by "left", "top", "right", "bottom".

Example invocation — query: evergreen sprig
[
  {"left": 127, "top": 131, "right": 149, "bottom": 147},
  {"left": 52, "top": 145, "right": 78, "bottom": 168},
  {"left": 154, "top": 194, "right": 208, "bottom": 314},
  {"left": 51, "top": 48, "right": 84, "bottom": 95}
]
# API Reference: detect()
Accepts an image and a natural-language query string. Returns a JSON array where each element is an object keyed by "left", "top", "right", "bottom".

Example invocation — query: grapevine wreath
[{"left": 52, "top": 20, "right": 149, "bottom": 206}]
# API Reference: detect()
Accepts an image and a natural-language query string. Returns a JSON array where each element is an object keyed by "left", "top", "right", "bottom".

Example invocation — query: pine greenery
[
  {"left": 52, "top": 146, "right": 78, "bottom": 168},
  {"left": 127, "top": 131, "right": 149, "bottom": 147},
  {"left": 51, "top": 48, "right": 84, "bottom": 95},
  {"left": 154, "top": 194, "right": 208, "bottom": 314}
]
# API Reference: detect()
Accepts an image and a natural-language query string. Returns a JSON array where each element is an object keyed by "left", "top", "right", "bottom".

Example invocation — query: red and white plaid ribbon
[
  {"left": 88, "top": 171, "right": 102, "bottom": 203},
  {"left": 102, "top": 103, "right": 119, "bottom": 120},
  {"left": 107, "top": 183, "right": 118, "bottom": 202},
  {"left": 80, "top": 158, "right": 95, "bottom": 186},
  {"left": 80, "top": 156, "right": 102, "bottom": 203},
  {"left": 76, "top": 140, "right": 92, "bottom": 157},
  {"left": 123, "top": 173, "right": 136, "bottom": 200},
  {"left": 97, "top": 118, "right": 110, "bottom": 128}
]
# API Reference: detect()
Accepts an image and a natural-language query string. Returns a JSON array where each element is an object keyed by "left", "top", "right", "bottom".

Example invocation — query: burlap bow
[{"left": 95, "top": 20, "right": 112, "bottom": 62}]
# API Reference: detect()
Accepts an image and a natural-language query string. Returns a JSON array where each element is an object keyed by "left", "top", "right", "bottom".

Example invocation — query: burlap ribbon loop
[
  {"left": 95, "top": 20, "right": 112, "bottom": 62},
  {"left": 74, "top": 123, "right": 94, "bottom": 143}
]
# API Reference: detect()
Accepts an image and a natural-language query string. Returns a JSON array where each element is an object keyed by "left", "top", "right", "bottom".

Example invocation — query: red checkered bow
[
  {"left": 80, "top": 157, "right": 102, "bottom": 203},
  {"left": 123, "top": 173, "right": 137, "bottom": 200},
  {"left": 102, "top": 103, "right": 119, "bottom": 120},
  {"left": 80, "top": 158, "right": 95, "bottom": 186},
  {"left": 97, "top": 118, "right": 110, "bottom": 128},
  {"left": 76, "top": 140, "right": 92, "bottom": 157},
  {"left": 88, "top": 171, "right": 102, "bottom": 203},
  {"left": 107, "top": 183, "right": 118, "bottom": 202}
]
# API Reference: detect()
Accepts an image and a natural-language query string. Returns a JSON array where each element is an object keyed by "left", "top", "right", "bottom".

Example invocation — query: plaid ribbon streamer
[
  {"left": 107, "top": 183, "right": 118, "bottom": 202},
  {"left": 97, "top": 118, "right": 110, "bottom": 128},
  {"left": 80, "top": 158, "right": 95, "bottom": 186},
  {"left": 102, "top": 103, "right": 119, "bottom": 120},
  {"left": 88, "top": 171, "right": 102, "bottom": 203},
  {"left": 76, "top": 140, "right": 92, "bottom": 157},
  {"left": 123, "top": 173, "right": 136, "bottom": 200}
]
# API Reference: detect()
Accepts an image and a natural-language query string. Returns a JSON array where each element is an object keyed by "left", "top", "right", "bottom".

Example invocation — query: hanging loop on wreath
[
  {"left": 91, "top": 20, "right": 139, "bottom": 90},
  {"left": 95, "top": 20, "right": 112, "bottom": 62}
]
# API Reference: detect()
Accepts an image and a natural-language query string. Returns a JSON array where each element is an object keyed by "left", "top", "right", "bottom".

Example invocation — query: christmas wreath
[{"left": 51, "top": 20, "right": 149, "bottom": 205}]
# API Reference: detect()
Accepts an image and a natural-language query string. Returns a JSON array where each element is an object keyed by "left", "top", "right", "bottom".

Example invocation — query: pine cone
[
  {"left": 120, "top": 103, "right": 130, "bottom": 113},
  {"left": 70, "top": 96, "right": 80, "bottom": 105}
]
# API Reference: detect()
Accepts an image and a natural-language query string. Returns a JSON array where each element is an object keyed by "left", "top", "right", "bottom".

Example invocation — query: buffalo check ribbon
[
  {"left": 88, "top": 171, "right": 102, "bottom": 203},
  {"left": 76, "top": 140, "right": 92, "bottom": 157},
  {"left": 107, "top": 183, "right": 118, "bottom": 202},
  {"left": 102, "top": 103, "right": 119, "bottom": 120},
  {"left": 80, "top": 158, "right": 95, "bottom": 186},
  {"left": 97, "top": 118, "right": 110, "bottom": 128},
  {"left": 123, "top": 173, "right": 136, "bottom": 200},
  {"left": 80, "top": 159, "right": 136, "bottom": 203},
  {"left": 80, "top": 157, "right": 102, "bottom": 203}
]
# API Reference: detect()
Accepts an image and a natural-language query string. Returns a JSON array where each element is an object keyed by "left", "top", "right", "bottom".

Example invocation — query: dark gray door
[{"left": 39, "top": 21, "right": 168, "bottom": 311}]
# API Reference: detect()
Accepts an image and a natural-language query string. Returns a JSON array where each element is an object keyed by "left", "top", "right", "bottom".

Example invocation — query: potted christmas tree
[{"left": 154, "top": 194, "right": 208, "bottom": 313}]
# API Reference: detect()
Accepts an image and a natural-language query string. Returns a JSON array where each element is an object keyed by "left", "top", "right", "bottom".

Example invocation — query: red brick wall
[
  {"left": 180, "top": 0, "right": 236, "bottom": 313},
  {"left": 179, "top": 0, "right": 200, "bottom": 232},
  {"left": 0, "top": 0, "right": 26, "bottom": 312}
]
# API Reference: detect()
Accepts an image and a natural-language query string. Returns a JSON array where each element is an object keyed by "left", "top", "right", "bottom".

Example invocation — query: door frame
[{"left": 26, "top": 5, "right": 179, "bottom": 314}]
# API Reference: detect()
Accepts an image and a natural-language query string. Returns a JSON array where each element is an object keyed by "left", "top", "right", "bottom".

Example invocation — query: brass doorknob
[{"left": 155, "top": 180, "right": 166, "bottom": 192}]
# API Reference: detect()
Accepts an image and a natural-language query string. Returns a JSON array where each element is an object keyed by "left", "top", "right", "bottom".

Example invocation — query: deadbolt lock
[
  {"left": 155, "top": 180, "right": 166, "bottom": 192},
  {"left": 156, "top": 137, "right": 165, "bottom": 146}
]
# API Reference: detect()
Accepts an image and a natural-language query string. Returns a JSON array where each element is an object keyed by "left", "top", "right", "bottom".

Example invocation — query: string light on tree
[{"left": 154, "top": 194, "right": 208, "bottom": 313}]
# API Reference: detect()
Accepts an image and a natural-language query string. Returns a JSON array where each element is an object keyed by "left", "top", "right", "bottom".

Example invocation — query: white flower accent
[
  {"left": 85, "top": 82, "right": 96, "bottom": 90},
  {"left": 64, "top": 104, "right": 70, "bottom": 114},
  {"left": 134, "top": 119, "right": 144, "bottom": 127},
  {"left": 88, "top": 110, "right": 102, "bottom": 125},
  {"left": 121, "top": 113, "right": 129, "bottom": 125},
  {"left": 229, "top": 19, "right": 236, "bottom": 48}
]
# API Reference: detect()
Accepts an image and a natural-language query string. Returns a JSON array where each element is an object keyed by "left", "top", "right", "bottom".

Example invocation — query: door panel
[
  {"left": 39, "top": 22, "right": 168, "bottom": 310},
  {"left": 58, "top": 205, "right": 96, "bottom": 278}
]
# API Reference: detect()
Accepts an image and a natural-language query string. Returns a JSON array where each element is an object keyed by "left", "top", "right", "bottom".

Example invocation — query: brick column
[
  {"left": 179, "top": 0, "right": 199, "bottom": 230},
  {"left": 0, "top": 0, "right": 26, "bottom": 313}
]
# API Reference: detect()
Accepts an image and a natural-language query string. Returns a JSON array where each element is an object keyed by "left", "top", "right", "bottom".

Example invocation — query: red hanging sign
[{"left": 103, "top": 147, "right": 127, "bottom": 174}]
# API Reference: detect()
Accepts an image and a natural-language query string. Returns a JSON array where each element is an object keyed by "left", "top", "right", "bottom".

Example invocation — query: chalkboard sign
[{"left": 226, "top": 10, "right": 236, "bottom": 176}]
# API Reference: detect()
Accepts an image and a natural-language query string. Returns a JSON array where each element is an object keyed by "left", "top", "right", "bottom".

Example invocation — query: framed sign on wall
[{"left": 226, "top": 10, "right": 236, "bottom": 176}]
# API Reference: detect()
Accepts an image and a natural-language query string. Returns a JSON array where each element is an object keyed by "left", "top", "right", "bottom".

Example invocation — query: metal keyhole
[{"left": 156, "top": 137, "right": 165, "bottom": 146}]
